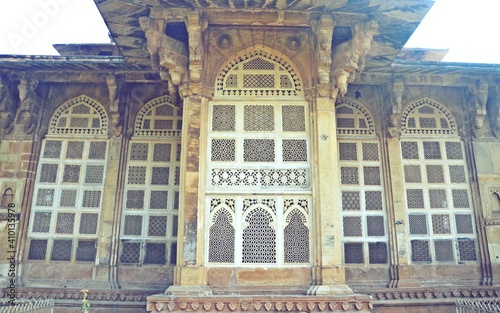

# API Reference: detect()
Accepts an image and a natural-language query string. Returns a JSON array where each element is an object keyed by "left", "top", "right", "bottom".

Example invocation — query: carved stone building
[{"left": 1, "top": 0, "right": 500, "bottom": 312}]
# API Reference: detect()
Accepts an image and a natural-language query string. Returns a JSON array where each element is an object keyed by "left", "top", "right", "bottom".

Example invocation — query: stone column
[
  {"left": 308, "top": 88, "right": 353, "bottom": 295},
  {"left": 167, "top": 93, "right": 211, "bottom": 296}
]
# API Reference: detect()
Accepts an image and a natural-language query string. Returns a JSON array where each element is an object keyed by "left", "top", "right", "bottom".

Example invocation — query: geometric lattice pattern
[
  {"left": 30, "top": 138, "right": 107, "bottom": 262},
  {"left": 208, "top": 197, "right": 310, "bottom": 265},
  {"left": 339, "top": 140, "right": 387, "bottom": 265},
  {"left": 134, "top": 96, "right": 181, "bottom": 137},
  {"left": 401, "top": 136, "right": 476, "bottom": 264},
  {"left": 121, "top": 129, "right": 180, "bottom": 265},
  {"left": 216, "top": 51, "right": 301, "bottom": 97},
  {"left": 336, "top": 98, "right": 375, "bottom": 136}
]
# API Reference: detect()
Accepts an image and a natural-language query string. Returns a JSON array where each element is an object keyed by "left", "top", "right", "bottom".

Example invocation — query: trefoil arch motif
[
  {"left": 134, "top": 95, "right": 182, "bottom": 137},
  {"left": 49, "top": 95, "right": 108, "bottom": 136},
  {"left": 335, "top": 97, "right": 375, "bottom": 136},
  {"left": 401, "top": 98, "right": 457, "bottom": 136},
  {"left": 216, "top": 50, "right": 302, "bottom": 97}
]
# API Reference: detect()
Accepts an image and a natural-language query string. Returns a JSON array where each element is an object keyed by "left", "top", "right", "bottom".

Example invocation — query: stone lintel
[
  {"left": 146, "top": 294, "right": 372, "bottom": 313},
  {"left": 165, "top": 285, "right": 213, "bottom": 296}
]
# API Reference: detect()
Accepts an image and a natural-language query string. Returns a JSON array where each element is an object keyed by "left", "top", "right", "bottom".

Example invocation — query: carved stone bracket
[
  {"left": 388, "top": 78, "right": 404, "bottom": 138},
  {"left": 186, "top": 11, "right": 207, "bottom": 83},
  {"left": 140, "top": 16, "right": 189, "bottom": 98},
  {"left": 17, "top": 79, "right": 39, "bottom": 134},
  {"left": 492, "top": 86, "right": 500, "bottom": 138},
  {"left": 313, "top": 15, "right": 335, "bottom": 98},
  {"left": 0, "top": 76, "right": 17, "bottom": 135},
  {"left": 469, "top": 79, "right": 489, "bottom": 136},
  {"left": 331, "top": 21, "right": 378, "bottom": 97},
  {"left": 106, "top": 75, "right": 122, "bottom": 137}
]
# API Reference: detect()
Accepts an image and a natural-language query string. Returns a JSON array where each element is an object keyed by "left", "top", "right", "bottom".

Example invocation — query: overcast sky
[{"left": 0, "top": 0, "right": 499, "bottom": 64}]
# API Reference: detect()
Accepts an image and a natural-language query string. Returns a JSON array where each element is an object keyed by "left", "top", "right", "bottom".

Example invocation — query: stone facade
[{"left": 1, "top": 0, "right": 500, "bottom": 312}]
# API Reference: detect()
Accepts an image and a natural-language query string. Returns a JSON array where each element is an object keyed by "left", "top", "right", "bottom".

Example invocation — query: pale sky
[{"left": 0, "top": 0, "right": 499, "bottom": 64}]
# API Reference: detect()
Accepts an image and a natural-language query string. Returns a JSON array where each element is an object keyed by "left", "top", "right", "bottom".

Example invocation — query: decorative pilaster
[
  {"left": 388, "top": 78, "right": 404, "bottom": 138},
  {"left": 106, "top": 75, "right": 123, "bottom": 137}
]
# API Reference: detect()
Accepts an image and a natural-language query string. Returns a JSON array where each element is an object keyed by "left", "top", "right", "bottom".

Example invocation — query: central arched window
[{"left": 207, "top": 51, "right": 311, "bottom": 266}]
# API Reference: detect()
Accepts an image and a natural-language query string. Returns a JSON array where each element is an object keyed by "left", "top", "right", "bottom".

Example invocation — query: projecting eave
[{"left": 94, "top": 0, "right": 433, "bottom": 70}]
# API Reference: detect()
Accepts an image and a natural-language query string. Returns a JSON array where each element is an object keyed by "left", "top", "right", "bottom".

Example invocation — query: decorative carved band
[{"left": 146, "top": 297, "right": 373, "bottom": 313}]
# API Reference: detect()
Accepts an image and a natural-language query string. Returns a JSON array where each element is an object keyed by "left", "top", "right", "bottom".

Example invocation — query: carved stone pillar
[
  {"left": 167, "top": 93, "right": 211, "bottom": 296},
  {"left": 307, "top": 16, "right": 352, "bottom": 295},
  {"left": 307, "top": 87, "right": 353, "bottom": 295},
  {"left": 469, "top": 79, "right": 488, "bottom": 137}
]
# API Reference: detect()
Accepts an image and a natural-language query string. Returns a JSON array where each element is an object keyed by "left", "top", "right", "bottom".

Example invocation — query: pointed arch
[
  {"left": 401, "top": 97, "right": 457, "bottom": 136},
  {"left": 283, "top": 199, "right": 310, "bottom": 263},
  {"left": 134, "top": 95, "right": 182, "bottom": 137},
  {"left": 208, "top": 200, "right": 236, "bottom": 263},
  {"left": 335, "top": 97, "right": 375, "bottom": 136},
  {"left": 215, "top": 49, "right": 302, "bottom": 97},
  {"left": 49, "top": 95, "right": 108, "bottom": 135}
]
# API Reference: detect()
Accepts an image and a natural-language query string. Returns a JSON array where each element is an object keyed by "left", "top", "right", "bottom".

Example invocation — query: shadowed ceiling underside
[{"left": 94, "top": 0, "right": 433, "bottom": 71}]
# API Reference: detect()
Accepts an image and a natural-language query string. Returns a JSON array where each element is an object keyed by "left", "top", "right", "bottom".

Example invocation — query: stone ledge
[{"left": 146, "top": 294, "right": 373, "bottom": 313}]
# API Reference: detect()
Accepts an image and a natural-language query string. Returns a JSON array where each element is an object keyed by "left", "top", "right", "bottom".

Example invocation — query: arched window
[
  {"left": 207, "top": 50, "right": 311, "bottom": 266},
  {"left": 120, "top": 96, "right": 181, "bottom": 265},
  {"left": 401, "top": 98, "right": 476, "bottom": 263},
  {"left": 28, "top": 95, "right": 108, "bottom": 263},
  {"left": 208, "top": 200, "right": 235, "bottom": 263},
  {"left": 216, "top": 50, "right": 302, "bottom": 97},
  {"left": 336, "top": 98, "right": 388, "bottom": 265}
]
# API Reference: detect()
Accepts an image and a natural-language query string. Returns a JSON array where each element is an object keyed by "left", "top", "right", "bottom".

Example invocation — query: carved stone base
[{"left": 307, "top": 284, "right": 354, "bottom": 295}]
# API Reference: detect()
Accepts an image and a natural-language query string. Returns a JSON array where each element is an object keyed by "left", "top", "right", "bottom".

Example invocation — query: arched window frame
[
  {"left": 336, "top": 97, "right": 388, "bottom": 266},
  {"left": 119, "top": 96, "right": 181, "bottom": 266},
  {"left": 27, "top": 95, "right": 109, "bottom": 263},
  {"left": 400, "top": 98, "right": 477, "bottom": 264}
]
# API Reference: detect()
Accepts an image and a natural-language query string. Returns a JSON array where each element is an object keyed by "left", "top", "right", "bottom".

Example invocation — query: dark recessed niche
[
  {"left": 332, "top": 26, "right": 353, "bottom": 47},
  {"left": 165, "top": 22, "right": 189, "bottom": 45}
]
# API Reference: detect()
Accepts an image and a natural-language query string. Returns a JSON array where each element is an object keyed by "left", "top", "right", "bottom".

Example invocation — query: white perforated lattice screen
[
  {"left": 336, "top": 98, "right": 375, "bottom": 136},
  {"left": 134, "top": 96, "right": 182, "bottom": 137},
  {"left": 402, "top": 139, "right": 477, "bottom": 264},
  {"left": 28, "top": 139, "right": 107, "bottom": 262},
  {"left": 216, "top": 51, "right": 302, "bottom": 97},
  {"left": 339, "top": 140, "right": 388, "bottom": 265},
  {"left": 120, "top": 139, "right": 180, "bottom": 265},
  {"left": 208, "top": 102, "right": 310, "bottom": 192},
  {"left": 207, "top": 196, "right": 311, "bottom": 265},
  {"left": 401, "top": 98, "right": 457, "bottom": 135},
  {"left": 49, "top": 95, "right": 108, "bottom": 135}
]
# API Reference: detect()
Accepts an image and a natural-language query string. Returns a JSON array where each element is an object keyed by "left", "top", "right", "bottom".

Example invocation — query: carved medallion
[
  {"left": 286, "top": 36, "right": 301, "bottom": 51},
  {"left": 217, "top": 34, "right": 232, "bottom": 49}
]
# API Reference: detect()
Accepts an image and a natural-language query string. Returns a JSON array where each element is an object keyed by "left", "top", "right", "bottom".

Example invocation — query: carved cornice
[
  {"left": 146, "top": 296, "right": 373, "bottom": 313},
  {"left": 1, "top": 287, "right": 159, "bottom": 302},
  {"left": 365, "top": 287, "right": 500, "bottom": 302}
]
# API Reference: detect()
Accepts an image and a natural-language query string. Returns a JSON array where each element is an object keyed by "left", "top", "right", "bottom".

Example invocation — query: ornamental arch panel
[
  {"left": 335, "top": 97, "right": 375, "bottom": 136},
  {"left": 401, "top": 97, "right": 457, "bottom": 136},
  {"left": 215, "top": 49, "right": 303, "bottom": 98},
  {"left": 49, "top": 95, "right": 108, "bottom": 136}
]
